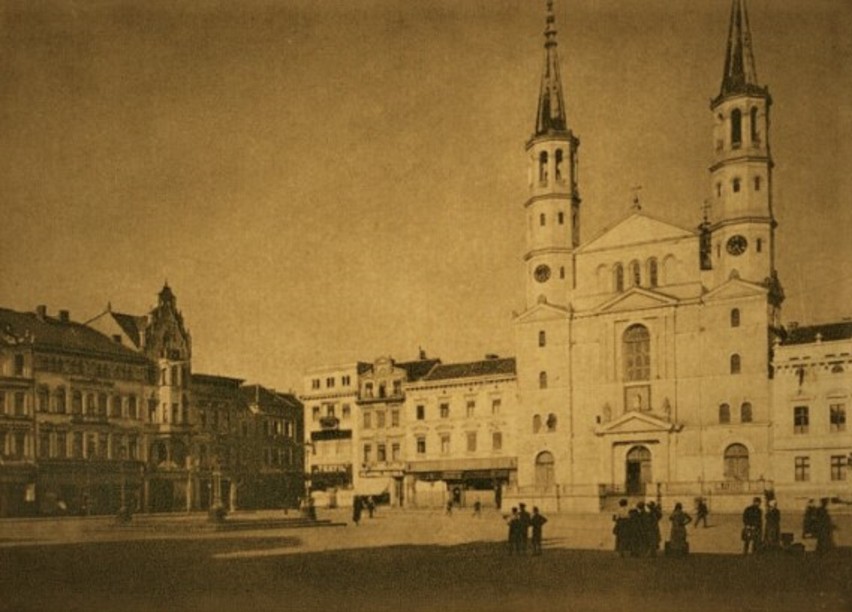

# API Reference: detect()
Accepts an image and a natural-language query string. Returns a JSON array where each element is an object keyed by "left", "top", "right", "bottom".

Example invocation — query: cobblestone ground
[{"left": 0, "top": 508, "right": 849, "bottom": 612}]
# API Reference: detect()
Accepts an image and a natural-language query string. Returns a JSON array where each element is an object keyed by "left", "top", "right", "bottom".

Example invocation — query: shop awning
[{"left": 355, "top": 478, "right": 391, "bottom": 496}]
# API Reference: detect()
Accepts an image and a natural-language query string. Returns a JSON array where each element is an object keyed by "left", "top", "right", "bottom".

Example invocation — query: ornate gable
[
  {"left": 592, "top": 287, "right": 679, "bottom": 315},
  {"left": 513, "top": 301, "right": 571, "bottom": 325},
  {"left": 577, "top": 212, "right": 696, "bottom": 254},
  {"left": 595, "top": 411, "right": 682, "bottom": 437}
]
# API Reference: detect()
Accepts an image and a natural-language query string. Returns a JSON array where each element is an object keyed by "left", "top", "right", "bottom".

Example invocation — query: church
[{"left": 506, "top": 0, "right": 846, "bottom": 513}]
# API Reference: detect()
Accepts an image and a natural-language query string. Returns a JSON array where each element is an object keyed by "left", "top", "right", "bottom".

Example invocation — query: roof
[
  {"left": 397, "top": 358, "right": 441, "bottom": 381},
  {"left": 110, "top": 311, "right": 147, "bottom": 348},
  {"left": 715, "top": 0, "right": 768, "bottom": 105},
  {"left": 191, "top": 372, "right": 244, "bottom": 388},
  {"left": 421, "top": 357, "right": 516, "bottom": 382},
  {"left": 0, "top": 307, "right": 150, "bottom": 364},
  {"left": 533, "top": 1, "right": 568, "bottom": 137},
  {"left": 780, "top": 322, "right": 852, "bottom": 346}
]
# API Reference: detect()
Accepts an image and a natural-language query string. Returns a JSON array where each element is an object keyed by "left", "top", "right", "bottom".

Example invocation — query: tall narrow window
[
  {"left": 539, "top": 371, "right": 548, "bottom": 389},
  {"left": 741, "top": 402, "right": 753, "bottom": 423},
  {"left": 719, "top": 403, "right": 731, "bottom": 424},
  {"left": 732, "top": 178, "right": 741, "bottom": 193},
  {"left": 754, "top": 176, "right": 761, "bottom": 191},
  {"left": 794, "top": 406, "right": 809, "bottom": 434},
  {"left": 532, "top": 414, "right": 542, "bottom": 434},
  {"left": 538, "top": 151, "right": 548, "bottom": 184},
  {"left": 730, "top": 354, "right": 741, "bottom": 374},
  {"left": 830, "top": 403, "right": 846, "bottom": 432},
  {"left": 630, "top": 261, "right": 641, "bottom": 287},
  {"left": 647, "top": 258, "right": 658, "bottom": 288},
  {"left": 830, "top": 456, "right": 847, "bottom": 481},
  {"left": 756, "top": 238, "right": 762, "bottom": 253},
  {"left": 540, "top": 213, "right": 546, "bottom": 227},
  {"left": 558, "top": 211, "right": 564, "bottom": 225},
  {"left": 559, "top": 266, "right": 565, "bottom": 279},
  {"left": 555, "top": 149, "right": 564, "bottom": 182},
  {"left": 731, "top": 308, "right": 740, "bottom": 328},
  {"left": 538, "top": 330, "right": 546, "bottom": 347},
  {"left": 724, "top": 443, "right": 749, "bottom": 481},
  {"left": 614, "top": 263, "right": 624, "bottom": 292},
  {"left": 794, "top": 456, "right": 810, "bottom": 482},
  {"left": 492, "top": 432, "right": 503, "bottom": 451},
  {"left": 750, "top": 107, "right": 759, "bottom": 143},
  {"left": 623, "top": 325, "right": 651, "bottom": 382},
  {"left": 731, "top": 108, "right": 742, "bottom": 148}
]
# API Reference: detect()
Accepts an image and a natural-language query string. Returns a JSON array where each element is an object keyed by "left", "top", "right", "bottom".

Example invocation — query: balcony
[{"left": 319, "top": 416, "right": 339, "bottom": 430}]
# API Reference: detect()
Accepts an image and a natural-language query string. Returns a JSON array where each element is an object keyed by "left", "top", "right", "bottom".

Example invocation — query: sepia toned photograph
[{"left": 0, "top": 0, "right": 850, "bottom": 610}]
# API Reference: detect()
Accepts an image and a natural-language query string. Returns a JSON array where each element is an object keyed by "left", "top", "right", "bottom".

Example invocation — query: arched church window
[
  {"left": 555, "top": 149, "right": 564, "bottom": 182},
  {"left": 719, "top": 403, "right": 731, "bottom": 424},
  {"left": 750, "top": 107, "right": 759, "bottom": 143},
  {"left": 741, "top": 402, "right": 753, "bottom": 423},
  {"left": 535, "top": 451, "right": 555, "bottom": 487},
  {"left": 716, "top": 182, "right": 722, "bottom": 198},
  {"left": 546, "top": 413, "right": 557, "bottom": 432},
  {"left": 731, "top": 308, "right": 740, "bottom": 328},
  {"left": 539, "top": 371, "right": 548, "bottom": 389},
  {"left": 730, "top": 354, "right": 741, "bottom": 375},
  {"left": 731, "top": 108, "right": 742, "bottom": 148},
  {"left": 538, "top": 151, "right": 548, "bottom": 184},
  {"left": 647, "top": 258, "right": 658, "bottom": 288},
  {"left": 623, "top": 325, "right": 651, "bottom": 382},
  {"left": 630, "top": 261, "right": 641, "bottom": 287},
  {"left": 614, "top": 264, "right": 624, "bottom": 292},
  {"left": 538, "top": 330, "right": 546, "bottom": 347},
  {"left": 559, "top": 266, "right": 565, "bottom": 279},
  {"left": 756, "top": 238, "right": 762, "bottom": 252},
  {"left": 724, "top": 443, "right": 749, "bottom": 481},
  {"left": 533, "top": 414, "right": 542, "bottom": 434}
]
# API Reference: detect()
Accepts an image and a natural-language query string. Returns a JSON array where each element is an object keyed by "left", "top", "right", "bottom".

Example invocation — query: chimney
[
  {"left": 36, "top": 305, "right": 47, "bottom": 320},
  {"left": 418, "top": 346, "right": 427, "bottom": 360},
  {"left": 59, "top": 310, "right": 70, "bottom": 323}
]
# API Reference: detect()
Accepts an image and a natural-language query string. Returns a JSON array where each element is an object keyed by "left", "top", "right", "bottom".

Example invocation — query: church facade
[{"left": 507, "top": 0, "right": 824, "bottom": 513}]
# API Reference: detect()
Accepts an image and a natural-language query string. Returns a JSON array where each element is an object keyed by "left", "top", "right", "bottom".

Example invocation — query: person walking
[
  {"left": 352, "top": 495, "right": 363, "bottom": 526},
  {"left": 802, "top": 499, "right": 817, "bottom": 539},
  {"left": 472, "top": 500, "right": 482, "bottom": 518},
  {"left": 742, "top": 497, "right": 763, "bottom": 555},
  {"left": 695, "top": 498, "right": 709, "bottom": 528},
  {"left": 518, "top": 503, "right": 532, "bottom": 554},
  {"left": 530, "top": 507, "right": 548, "bottom": 556},
  {"left": 763, "top": 499, "right": 781, "bottom": 551},
  {"left": 667, "top": 502, "right": 692, "bottom": 556}
]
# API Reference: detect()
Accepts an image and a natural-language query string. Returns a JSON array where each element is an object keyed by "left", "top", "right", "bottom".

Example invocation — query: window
[
  {"left": 719, "top": 403, "right": 731, "bottom": 424},
  {"left": 623, "top": 325, "right": 651, "bottom": 382},
  {"left": 466, "top": 432, "right": 477, "bottom": 452},
  {"left": 546, "top": 413, "right": 557, "bottom": 432},
  {"left": 830, "top": 456, "right": 847, "bottom": 481},
  {"left": 377, "top": 444, "right": 386, "bottom": 462},
  {"left": 492, "top": 399, "right": 501, "bottom": 415},
  {"left": 492, "top": 432, "right": 503, "bottom": 451},
  {"left": 630, "top": 261, "right": 641, "bottom": 287},
  {"left": 466, "top": 400, "right": 475, "bottom": 418},
  {"left": 391, "top": 443, "right": 400, "bottom": 461},
  {"left": 312, "top": 406, "right": 320, "bottom": 422},
  {"left": 14, "top": 392, "right": 25, "bottom": 416},
  {"left": 14, "top": 354, "right": 24, "bottom": 376},
  {"left": 342, "top": 375, "right": 351, "bottom": 386},
  {"left": 533, "top": 414, "right": 542, "bottom": 434},
  {"left": 535, "top": 451, "right": 555, "bottom": 487},
  {"left": 38, "top": 432, "right": 50, "bottom": 459},
  {"left": 754, "top": 176, "right": 761, "bottom": 191},
  {"left": 391, "top": 409, "right": 399, "bottom": 427},
  {"left": 378, "top": 384, "right": 386, "bottom": 398},
  {"left": 416, "top": 436, "right": 426, "bottom": 455},
  {"left": 539, "top": 213, "right": 546, "bottom": 227},
  {"left": 794, "top": 406, "right": 809, "bottom": 434},
  {"left": 830, "top": 403, "right": 846, "bottom": 432},
  {"left": 794, "top": 456, "right": 810, "bottom": 482},
  {"left": 731, "top": 308, "right": 740, "bottom": 328},
  {"left": 37, "top": 387, "right": 49, "bottom": 413},
  {"left": 441, "top": 434, "right": 450, "bottom": 455},
  {"left": 716, "top": 182, "right": 722, "bottom": 198},
  {"left": 127, "top": 395, "right": 137, "bottom": 419},
  {"left": 416, "top": 405, "right": 425, "bottom": 420},
  {"left": 326, "top": 405, "right": 336, "bottom": 418},
  {"left": 732, "top": 178, "right": 741, "bottom": 193},
  {"left": 555, "top": 149, "right": 564, "bottom": 181},
  {"left": 376, "top": 411, "right": 385, "bottom": 428},
  {"left": 750, "top": 107, "right": 759, "bottom": 143},
  {"left": 731, "top": 108, "right": 742, "bottom": 147},
  {"left": 559, "top": 266, "right": 565, "bottom": 279},
  {"left": 72, "top": 432, "right": 83, "bottom": 458},
  {"left": 730, "top": 354, "right": 741, "bottom": 375},
  {"left": 56, "top": 432, "right": 67, "bottom": 459},
  {"left": 364, "top": 383, "right": 374, "bottom": 398},
  {"left": 392, "top": 380, "right": 402, "bottom": 396},
  {"left": 648, "top": 258, "right": 658, "bottom": 288},
  {"left": 311, "top": 379, "right": 320, "bottom": 390},
  {"left": 756, "top": 238, "right": 763, "bottom": 253},
  {"left": 538, "top": 330, "right": 546, "bottom": 347},
  {"left": 55, "top": 388, "right": 67, "bottom": 414},
  {"left": 111, "top": 396, "right": 122, "bottom": 418},
  {"left": 538, "top": 151, "right": 548, "bottom": 183},
  {"left": 558, "top": 211, "right": 564, "bottom": 225},
  {"left": 614, "top": 264, "right": 624, "bottom": 292},
  {"left": 342, "top": 404, "right": 351, "bottom": 419},
  {"left": 539, "top": 371, "right": 548, "bottom": 389},
  {"left": 741, "top": 402, "right": 753, "bottom": 423},
  {"left": 724, "top": 443, "right": 750, "bottom": 481},
  {"left": 363, "top": 411, "right": 372, "bottom": 429},
  {"left": 363, "top": 444, "right": 371, "bottom": 463}
]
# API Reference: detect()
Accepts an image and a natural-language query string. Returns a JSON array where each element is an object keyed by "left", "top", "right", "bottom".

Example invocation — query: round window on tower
[
  {"left": 534, "top": 265, "right": 551, "bottom": 283},
  {"left": 726, "top": 235, "right": 748, "bottom": 256}
]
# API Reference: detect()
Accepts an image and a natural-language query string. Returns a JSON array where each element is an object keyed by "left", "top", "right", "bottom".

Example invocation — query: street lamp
[{"left": 301, "top": 440, "right": 315, "bottom": 519}]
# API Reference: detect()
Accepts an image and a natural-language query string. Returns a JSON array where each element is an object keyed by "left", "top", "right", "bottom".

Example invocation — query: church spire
[
  {"left": 716, "top": 0, "right": 765, "bottom": 103},
  {"left": 534, "top": 0, "right": 567, "bottom": 136}
]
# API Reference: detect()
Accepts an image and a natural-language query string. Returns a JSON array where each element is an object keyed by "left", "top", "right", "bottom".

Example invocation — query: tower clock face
[
  {"left": 726, "top": 235, "right": 748, "bottom": 256},
  {"left": 534, "top": 264, "right": 551, "bottom": 283}
]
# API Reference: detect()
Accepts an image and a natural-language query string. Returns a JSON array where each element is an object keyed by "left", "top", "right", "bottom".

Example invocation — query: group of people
[
  {"left": 505, "top": 503, "right": 548, "bottom": 555},
  {"left": 351, "top": 495, "right": 376, "bottom": 525},
  {"left": 612, "top": 499, "right": 678, "bottom": 557},
  {"left": 742, "top": 495, "right": 834, "bottom": 554}
]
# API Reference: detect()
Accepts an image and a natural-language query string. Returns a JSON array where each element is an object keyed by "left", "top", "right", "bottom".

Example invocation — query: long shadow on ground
[{"left": 0, "top": 538, "right": 849, "bottom": 612}]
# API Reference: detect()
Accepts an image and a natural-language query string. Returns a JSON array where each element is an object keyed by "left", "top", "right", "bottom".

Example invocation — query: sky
[{"left": 1, "top": 0, "right": 850, "bottom": 394}]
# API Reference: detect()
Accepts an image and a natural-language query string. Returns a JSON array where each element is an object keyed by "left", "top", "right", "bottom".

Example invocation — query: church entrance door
[{"left": 625, "top": 445, "right": 652, "bottom": 495}]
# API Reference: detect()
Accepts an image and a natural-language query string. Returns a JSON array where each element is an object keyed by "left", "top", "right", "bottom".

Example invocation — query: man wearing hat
[{"left": 742, "top": 497, "right": 763, "bottom": 554}]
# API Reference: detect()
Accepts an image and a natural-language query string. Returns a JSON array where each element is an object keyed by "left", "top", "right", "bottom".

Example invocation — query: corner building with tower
[{"left": 506, "top": 0, "right": 839, "bottom": 512}]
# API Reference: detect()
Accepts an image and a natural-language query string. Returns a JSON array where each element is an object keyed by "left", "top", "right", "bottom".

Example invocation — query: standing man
[
  {"left": 530, "top": 506, "right": 548, "bottom": 556},
  {"left": 695, "top": 497, "right": 709, "bottom": 528},
  {"left": 518, "top": 503, "right": 532, "bottom": 554},
  {"left": 742, "top": 497, "right": 763, "bottom": 555},
  {"left": 813, "top": 498, "right": 834, "bottom": 555},
  {"left": 505, "top": 507, "right": 521, "bottom": 555}
]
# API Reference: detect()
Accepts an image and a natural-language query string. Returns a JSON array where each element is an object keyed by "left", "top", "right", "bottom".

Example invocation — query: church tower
[
  {"left": 709, "top": 0, "right": 776, "bottom": 288},
  {"left": 524, "top": 0, "right": 580, "bottom": 309}
]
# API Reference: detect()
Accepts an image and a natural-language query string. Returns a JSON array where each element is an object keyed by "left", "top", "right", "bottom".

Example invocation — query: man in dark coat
[
  {"left": 813, "top": 498, "right": 834, "bottom": 555},
  {"left": 530, "top": 506, "right": 548, "bottom": 555},
  {"left": 647, "top": 501, "right": 663, "bottom": 556},
  {"left": 518, "top": 503, "right": 532, "bottom": 554},
  {"left": 506, "top": 507, "right": 521, "bottom": 555},
  {"left": 742, "top": 497, "right": 763, "bottom": 554},
  {"left": 352, "top": 495, "right": 363, "bottom": 526}
]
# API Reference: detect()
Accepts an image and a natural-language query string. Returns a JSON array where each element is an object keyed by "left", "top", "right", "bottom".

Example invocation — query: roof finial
[
  {"left": 534, "top": 0, "right": 567, "bottom": 136},
  {"left": 630, "top": 185, "right": 643, "bottom": 211},
  {"left": 717, "top": 0, "right": 765, "bottom": 102}
]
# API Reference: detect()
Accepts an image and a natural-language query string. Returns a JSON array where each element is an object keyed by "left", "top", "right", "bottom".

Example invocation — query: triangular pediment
[
  {"left": 513, "top": 301, "right": 571, "bottom": 324},
  {"left": 595, "top": 411, "right": 682, "bottom": 436},
  {"left": 704, "top": 277, "right": 767, "bottom": 302},
  {"left": 593, "top": 287, "right": 679, "bottom": 314},
  {"left": 578, "top": 212, "right": 696, "bottom": 253}
]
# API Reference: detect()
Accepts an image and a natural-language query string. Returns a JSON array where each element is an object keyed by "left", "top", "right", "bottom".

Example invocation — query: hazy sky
[{"left": 1, "top": 0, "right": 850, "bottom": 393}]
